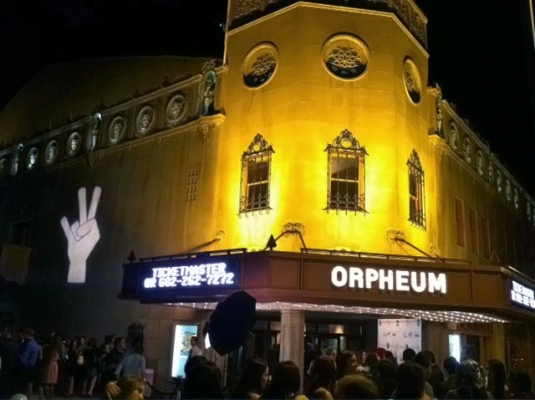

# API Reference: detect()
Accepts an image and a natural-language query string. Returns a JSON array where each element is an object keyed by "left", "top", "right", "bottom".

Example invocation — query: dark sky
[{"left": 1, "top": 0, "right": 534, "bottom": 193}]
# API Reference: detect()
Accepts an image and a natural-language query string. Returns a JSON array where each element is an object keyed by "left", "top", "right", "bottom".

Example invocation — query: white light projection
[{"left": 61, "top": 187, "right": 102, "bottom": 283}]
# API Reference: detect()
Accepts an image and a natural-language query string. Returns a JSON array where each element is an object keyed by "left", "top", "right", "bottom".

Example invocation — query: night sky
[{"left": 1, "top": 0, "right": 534, "bottom": 193}]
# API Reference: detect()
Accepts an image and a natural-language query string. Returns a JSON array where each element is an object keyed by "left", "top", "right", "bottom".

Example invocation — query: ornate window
[
  {"left": 407, "top": 150, "right": 426, "bottom": 229},
  {"left": 239, "top": 134, "right": 274, "bottom": 213},
  {"left": 325, "top": 129, "right": 368, "bottom": 212}
]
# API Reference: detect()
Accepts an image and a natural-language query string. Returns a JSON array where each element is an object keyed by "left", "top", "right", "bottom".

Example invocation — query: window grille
[
  {"left": 407, "top": 150, "right": 426, "bottom": 229},
  {"left": 239, "top": 134, "right": 274, "bottom": 213},
  {"left": 325, "top": 129, "right": 368, "bottom": 212}
]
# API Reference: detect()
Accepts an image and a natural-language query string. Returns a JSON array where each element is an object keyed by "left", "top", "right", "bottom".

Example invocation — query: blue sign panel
[{"left": 136, "top": 258, "right": 240, "bottom": 300}]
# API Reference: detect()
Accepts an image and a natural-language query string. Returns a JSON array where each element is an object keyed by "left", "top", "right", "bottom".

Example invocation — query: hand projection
[{"left": 61, "top": 187, "right": 102, "bottom": 283}]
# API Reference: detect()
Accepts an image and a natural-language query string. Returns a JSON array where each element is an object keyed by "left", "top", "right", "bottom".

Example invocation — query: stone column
[
  {"left": 488, "top": 323, "right": 506, "bottom": 362},
  {"left": 279, "top": 310, "right": 305, "bottom": 390}
]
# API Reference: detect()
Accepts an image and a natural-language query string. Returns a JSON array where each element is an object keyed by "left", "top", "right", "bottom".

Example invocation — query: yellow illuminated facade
[{"left": 1, "top": 0, "right": 535, "bottom": 387}]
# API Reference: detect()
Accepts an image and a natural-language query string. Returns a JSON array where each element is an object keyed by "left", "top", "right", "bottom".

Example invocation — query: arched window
[
  {"left": 239, "top": 134, "right": 274, "bottom": 213},
  {"left": 407, "top": 150, "right": 426, "bottom": 229},
  {"left": 325, "top": 129, "right": 368, "bottom": 212}
]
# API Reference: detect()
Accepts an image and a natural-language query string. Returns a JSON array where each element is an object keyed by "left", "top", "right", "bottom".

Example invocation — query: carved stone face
[
  {"left": 70, "top": 137, "right": 79, "bottom": 152},
  {"left": 47, "top": 143, "right": 57, "bottom": 162},
  {"left": 28, "top": 151, "right": 37, "bottom": 167},
  {"left": 0, "top": 158, "right": 7, "bottom": 175},
  {"left": 113, "top": 121, "right": 123, "bottom": 137},
  {"left": 488, "top": 164, "right": 494, "bottom": 183},
  {"left": 476, "top": 151, "right": 483, "bottom": 175},
  {"left": 140, "top": 113, "right": 151, "bottom": 129}
]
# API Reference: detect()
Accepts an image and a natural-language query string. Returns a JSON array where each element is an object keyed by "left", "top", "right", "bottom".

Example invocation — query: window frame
[
  {"left": 407, "top": 150, "right": 426, "bottom": 229},
  {"left": 325, "top": 129, "right": 368, "bottom": 213},
  {"left": 239, "top": 134, "right": 274, "bottom": 214}
]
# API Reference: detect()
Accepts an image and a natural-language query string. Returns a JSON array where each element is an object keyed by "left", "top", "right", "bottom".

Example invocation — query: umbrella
[{"left": 208, "top": 291, "right": 256, "bottom": 356}]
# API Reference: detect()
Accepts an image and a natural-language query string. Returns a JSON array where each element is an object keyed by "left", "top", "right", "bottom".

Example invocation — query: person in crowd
[
  {"left": 41, "top": 346, "right": 59, "bottom": 399},
  {"left": 188, "top": 336, "right": 202, "bottom": 360},
  {"left": 106, "top": 375, "right": 145, "bottom": 400},
  {"left": 0, "top": 327, "right": 20, "bottom": 399},
  {"left": 384, "top": 351, "right": 398, "bottom": 366},
  {"left": 413, "top": 351, "right": 436, "bottom": 399},
  {"left": 336, "top": 351, "right": 358, "bottom": 381},
  {"left": 231, "top": 358, "right": 270, "bottom": 400},
  {"left": 184, "top": 355, "right": 207, "bottom": 377},
  {"left": 376, "top": 348, "right": 387, "bottom": 361},
  {"left": 435, "top": 357, "right": 459, "bottom": 400},
  {"left": 307, "top": 347, "right": 336, "bottom": 384},
  {"left": 335, "top": 373, "right": 379, "bottom": 399},
  {"left": 19, "top": 328, "right": 40, "bottom": 397},
  {"left": 65, "top": 338, "right": 79, "bottom": 396},
  {"left": 392, "top": 362, "right": 426, "bottom": 400},
  {"left": 402, "top": 348, "right": 416, "bottom": 363},
  {"left": 114, "top": 342, "right": 146, "bottom": 379},
  {"left": 183, "top": 360, "right": 224, "bottom": 399},
  {"left": 261, "top": 360, "right": 307, "bottom": 400},
  {"left": 98, "top": 342, "right": 112, "bottom": 392},
  {"left": 422, "top": 351, "right": 444, "bottom": 395},
  {"left": 306, "top": 355, "right": 336, "bottom": 400},
  {"left": 357, "top": 352, "right": 380, "bottom": 382},
  {"left": 460, "top": 345, "right": 478, "bottom": 362},
  {"left": 376, "top": 359, "right": 398, "bottom": 400},
  {"left": 82, "top": 338, "right": 100, "bottom": 397},
  {"left": 101, "top": 337, "right": 126, "bottom": 390},
  {"left": 487, "top": 359, "right": 507, "bottom": 399},
  {"left": 445, "top": 359, "right": 492, "bottom": 399},
  {"left": 507, "top": 371, "right": 535, "bottom": 399}
]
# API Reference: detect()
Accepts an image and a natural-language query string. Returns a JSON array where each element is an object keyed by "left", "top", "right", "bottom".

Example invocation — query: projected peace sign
[{"left": 61, "top": 186, "right": 102, "bottom": 283}]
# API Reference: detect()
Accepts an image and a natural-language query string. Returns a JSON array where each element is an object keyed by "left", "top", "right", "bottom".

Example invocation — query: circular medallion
[
  {"left": 136, "top": 106, "right": 155, "bottom": 136},
  {"left": 513, "top": 188, "right": 519, "bottom": 210},
  {"left": 242, "top": 43, "right": 278, "bottom": 88},
  {"left": 45, "top": 140, "right": 59, "bottom": 165},
  {"left": 67, "top": 132, "right": 82, "bottom": 156},
  {"left": 109, "top": 116, "right": 126, "bottom": 144},
  {"left": 403, "top": 57, "right": 422, "bottom": 104},
  {"left": 463, "top": 137, "right": 472, "bottom": 164},
  {"left": 27, "top": 147, "right": 39, "bottom": 171},
  {"left": 321, "top": 34, "right": 370, "bottom": 80},
  {"left": 496, "top": 170, "right": 502, "bottom": 193},
  {"left": 448, "top": 121, "right": 459, "bottom": 150},
  {"left": 0, "top": 157, "right": 8, "bottom": 177},
  {"left": 166, "top": 94, "right": 187, "bottom": 126},
  {"left": 505, "top": 180, "right": 512, "bottom": 201},
  {"left": 476, "top": 150, "right": 484, "bottom": 175}
]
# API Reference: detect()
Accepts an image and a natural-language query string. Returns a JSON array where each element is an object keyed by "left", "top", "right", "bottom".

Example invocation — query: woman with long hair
[
  {"left": 336, "top": 351, "right": 358, "bottom": 381},
  {"left": 261, "top": 361, "right": 305, "bottom": 400},
  {"left": 231, "top": 358, "right": 270, "bottom": 400},
  {"left": 306, "top": 355, "right": 336, "bottom": 400},
  {"left": 486, "top": 359, "right": 506, "bottom": 399}
]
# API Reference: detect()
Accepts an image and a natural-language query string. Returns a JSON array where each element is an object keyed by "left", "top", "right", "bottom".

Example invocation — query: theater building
[{"left": 1, "top": 0, "right": 535, "bottom": 387}]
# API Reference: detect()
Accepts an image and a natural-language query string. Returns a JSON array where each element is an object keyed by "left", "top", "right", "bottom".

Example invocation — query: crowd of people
[
  {"left": 2, "top": 326, "right": 535, "bottom": 400},
  {"left": 108, "top": 344, "right": 535, "bottom": 400},
  {"left": 0, "top": 327, "right": 145, "bottom": 400}
]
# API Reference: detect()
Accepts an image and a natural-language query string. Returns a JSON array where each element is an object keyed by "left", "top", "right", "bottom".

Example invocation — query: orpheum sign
[{"left": 330, "top": 265, "right": 447, "bottom": 294}]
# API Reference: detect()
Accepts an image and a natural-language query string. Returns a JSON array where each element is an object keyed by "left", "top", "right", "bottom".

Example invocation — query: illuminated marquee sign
[
  {"left": 331, "top": 265, "right": 447, "bottom": 294},
  {"left": 142, "top": 261, "right": 238, "bottom": 290},
  {"left": 511, "top": 280, "right": 535, "bottom": 310}
]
